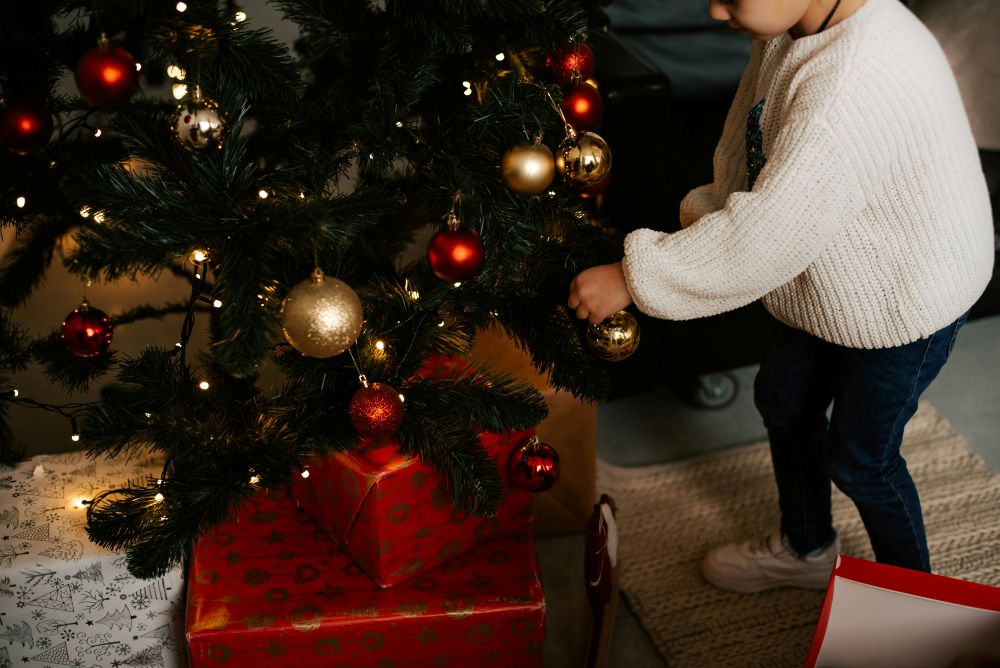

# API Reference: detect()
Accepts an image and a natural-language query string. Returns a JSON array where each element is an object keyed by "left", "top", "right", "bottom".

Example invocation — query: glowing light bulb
[
  {"left": 176, "top": 2, "right": 187, "bottom": 11},
  {"left": 71, "top": 434, "right": 80, "bottom": 442},
  {"left": 395, "top": 121, "right": 403, "bottom": 128},
  {"left": 135, "top": 62, "right": 142, "bottom": 71},
  {"left": 495, "top": 52, "right": 505, "bottom": 61},
  {"left": 73, "top": 498, "right": 87, "bottom": 509},
  {"left": 398, "top": 394, "right": 405, "bottom": 402},
  {"left": 453, "top": 282, "right": 462, "bottom": 288},
  {"left": 374, "top": 340, "right": 385, "bottom": 351},
  {"left": 198, "top": 381, "right": 210, "bottom": 390},
  {"left": 235, "top": 11, "right": 247, "bottom": 21},
  {"left": 154, "top": 492, "right": 165, "bottom": 502},
  {"left": 192, "top": 249, "right": 208, "bottom": 262},
  {"left": 258, "top": 189, "right": 268, "bottom": 199},
  {"left": 301, "top": 470, "right": 310, "bottom": 478},
  {"left": 463, "top": 88, "right": 472, "bottom": 96},
  {"left": 213, "top": 299, "right": 222, "bottom": 308},
  {"left": 249, "top": 474, "right": 260, "bottom": 485},
  {"left": 16, "top": 196, "right": 25, "bottom": 208},
  {"left": 172, "top": 83, "right": 188, "bottom": 100},
  {"left": 79, "top": 206, "right": 91, "bottom": 218},
  {"left": 94, "top": 128, "right": 102, "bottom": 137},
  {"left": 12, "top": 389, "right": 18, "bottom": 397}
]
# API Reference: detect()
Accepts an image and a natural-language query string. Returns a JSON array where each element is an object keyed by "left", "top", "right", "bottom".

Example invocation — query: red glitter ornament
[
  {"left": 546, "top": 43, "right": 596, "bottom": 87},
  {"left": 508, "top": 436, "right": 560, "bottom": 493},
  {"left": 60, "top": 301, "right": 113, "bottom": 357},
  {"left": 426, "top": 214, "right": 485, "bottom": 282},
  {"left": 349, "top": 380, "right": 405, "bottom": 438},
  {"left": 560, "top": 82, "right": 603, "bottom": 131},
  {"left": 0, "top": 99, "right": 54, "bottom": 155},
  {"left": 75, "top": 40, "right": 140, "bottom": 108}
]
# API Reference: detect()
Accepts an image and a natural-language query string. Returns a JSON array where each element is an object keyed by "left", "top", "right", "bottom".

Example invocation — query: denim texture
[{"left": 753, "top": 312, "right": 969, "bottom": 571}]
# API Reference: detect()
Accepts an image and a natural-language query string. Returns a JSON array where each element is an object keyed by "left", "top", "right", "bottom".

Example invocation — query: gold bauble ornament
[
  {"left": 556, "top": 128, "right": 612, "bottom": 188},
  {"left": 586, "top": 310, "right": 640, "bottom": 362},
  {"left": 500, "top": 140, "right": 555, "bottom": 195},
  {"left": 280, "top": 268, "right": 363, "bottom": 358},
  {"left": 172, "top": 86, "right": 225, "bottom": 152}
]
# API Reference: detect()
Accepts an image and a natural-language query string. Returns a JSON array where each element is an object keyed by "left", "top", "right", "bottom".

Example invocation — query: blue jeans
[{"left": 753, "top": 312, "right": 969, "bottom": 572}]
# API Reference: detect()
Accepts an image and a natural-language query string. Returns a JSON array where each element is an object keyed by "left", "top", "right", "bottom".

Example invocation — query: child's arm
[{"left": 621, "top": 104, "right": 866, "bottom": 322}]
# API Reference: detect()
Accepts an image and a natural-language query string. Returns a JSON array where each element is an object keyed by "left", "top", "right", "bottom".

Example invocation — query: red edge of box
[{"left": 803, "top": 554, "right": 1000, "bottom": 668}]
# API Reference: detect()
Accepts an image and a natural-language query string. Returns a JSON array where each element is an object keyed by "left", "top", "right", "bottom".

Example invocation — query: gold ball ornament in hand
[
  {"left": 586, "top": 310, "right": 640, "bottom": 362},
  {"left": 556, "top": 129, "right": 612, "bottom": 188},
  {"left": 500, "top": 141, "right": 555, "bottom": 195},
  {"left": 281, "top": 268, "right": 364, "bottom": 358}
]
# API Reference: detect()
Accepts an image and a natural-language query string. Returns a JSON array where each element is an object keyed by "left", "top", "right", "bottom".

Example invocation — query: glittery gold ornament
[
  {"left": 556, "top": 127, "right": 612, "bottom": 188},
  {"left": 172, "top": 86, "right": 225, "bottom": 152},
  {"left": 586, "top": 310, "right": 640, "bottom": 361},
  {"left": 500, "top": 139, "right": 555, "bottom": 195},
  {"left": 280, "top": 268, "right": 363, "bottom": 358}
]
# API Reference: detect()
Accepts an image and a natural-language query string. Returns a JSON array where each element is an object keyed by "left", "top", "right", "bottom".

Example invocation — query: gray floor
[{"left": 537, "top": 313, "right": 1000, "bottom": 667}]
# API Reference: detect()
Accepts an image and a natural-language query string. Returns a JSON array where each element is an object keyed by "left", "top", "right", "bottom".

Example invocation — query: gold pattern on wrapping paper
[
  {"left": 416, "top": 625, "right": 439, "bottom": 645},
  {"left": 389, "top": 557, "right": 425, "bottom": 578},
  {"left": 264, "top": 587, "right": 289, "bottom": 603},
  {"left": 359, "top": 631, "right": 385, "bottom": 651},
  {"left": 413, "top": 577, "right": 438, "bottom": 592},
  {"left": 411, "top": 471, "right": 429, "bottom": 490},
  {"left": 195, "top": 568, "right": 220, "bottom": 585},
  {"left": 243, "top": 568, "right": 271, "bottom": 586},
  {"left": 243, "top": 612, "right": 276, "bottom": 630},
  {"left": 490, "top": 549, "right": 512, "bottom": 565},
  {"left": 248, "top": 510, "right": 278, "bottom": 524},
  {"left": 395, "top": 600, "right": 429, "bottom": 617},
  {"left": 441, "top": 556, "right": 466, "bottom": 575},
  {"left": 207, "top": 643, "right": 232, "bottom": 663},
  {"left": 343, "top": 604, "right": 380, "bottom": 618},
  {"left": 386, "top": 502, "right": 410, "bottom": 524},
  {"left": 212, "top": 530, "right": 235, "bottom": 546},
  {"left": 190, "top": 606, "right": 230, "bottom": 631},
  {"left": 468, "top": 624, "right": 493, "bottom": 643},
  {"left": 443, "top": 593, "right": 476, "bottom": 619},
  {"left": 295, "top": 564, "right": 320, "bottom": 584},
  {"left": 435, "top": 539, "right": 463, "bottom": 562},
  {"left": 316, "top": 637, "right": 341, "bottom": 655},
  {"left": 474, "top": 518, "right": 500, "bottom": 545},
  {"left": 289, "top": 604, "right": 324, "bottom": 633}
]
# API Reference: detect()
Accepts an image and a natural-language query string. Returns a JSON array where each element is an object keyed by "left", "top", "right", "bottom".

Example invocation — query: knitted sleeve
[
  {"left": 678, "top": 41, "right": 764, "bottom": 229},
  {"left": 622, "top": 111, "right": 865, "bottom": 321}
]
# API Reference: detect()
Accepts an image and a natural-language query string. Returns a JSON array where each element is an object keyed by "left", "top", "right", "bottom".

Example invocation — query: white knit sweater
[{"left": 621, "top": 0, "right": 994, "bottom": 349}]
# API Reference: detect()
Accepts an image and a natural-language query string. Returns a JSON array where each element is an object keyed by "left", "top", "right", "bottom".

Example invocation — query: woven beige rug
[{"left": 596, "top": 401, "right": 1000, "bottom": 668}]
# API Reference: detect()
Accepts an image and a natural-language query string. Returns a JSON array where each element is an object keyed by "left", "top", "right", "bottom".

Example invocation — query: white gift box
[
  {"left": 0, "top": 450, "right": 186, "bottom": 668},
  {"left": 806, "top": 555, "right": 1000, "bottom": 668}
]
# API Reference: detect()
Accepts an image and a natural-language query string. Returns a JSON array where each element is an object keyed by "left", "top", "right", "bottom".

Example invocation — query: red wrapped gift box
[
  {"left": 291, "top": 428, "right": 535, "bottom": 587},
  {"left": 185, "top": 487, "right": 545, "bottom": 668}
]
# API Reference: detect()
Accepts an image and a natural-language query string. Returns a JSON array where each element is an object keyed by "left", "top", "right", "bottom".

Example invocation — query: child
[{"left": 567, "top": 0, "right": 994, "bottom": 592}]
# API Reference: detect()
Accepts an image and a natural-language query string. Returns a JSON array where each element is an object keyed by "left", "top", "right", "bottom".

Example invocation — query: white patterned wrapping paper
[{"left": 0, "top": 451, "right": 186, "bottom": 668}]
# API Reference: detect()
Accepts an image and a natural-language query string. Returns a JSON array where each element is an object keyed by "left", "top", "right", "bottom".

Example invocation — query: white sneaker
[{"left": 702, "top": 528, "right": 840, "bottom": 593}]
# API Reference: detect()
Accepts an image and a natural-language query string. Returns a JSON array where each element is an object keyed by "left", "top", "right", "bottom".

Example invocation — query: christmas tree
[{"left": 0, "top": 0, "right": 623, "bottom": 577}]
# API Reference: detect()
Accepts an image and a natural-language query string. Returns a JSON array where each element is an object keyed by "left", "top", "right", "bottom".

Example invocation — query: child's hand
[{"left": 567, "top": 262, "right": 633, "bottom": 324}]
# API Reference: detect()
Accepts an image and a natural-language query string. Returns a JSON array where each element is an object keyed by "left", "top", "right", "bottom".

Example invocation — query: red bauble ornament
[
  {"left": 349, "top": 381, "right": 405, "bottom": 438},
  {"left": 546, "top": 43, "right": 596, "bottom": 87},
  {"left": 508, "top": 436, "right": 560, "bottom": 493},
  {"left": 560, "top": 82, "right": 603, "bottom": 131},
  {"left": 75, "top": 41, "right": 140, "bottom": 108},
  {"left": 60, "top": 301, "right": 113, "bottom": 358},
  {"left": 426, "top": 219, "right": 485, "bottom": 282},
  {"left": 0, "top": 99, "right": 54, "bottom": 155}
]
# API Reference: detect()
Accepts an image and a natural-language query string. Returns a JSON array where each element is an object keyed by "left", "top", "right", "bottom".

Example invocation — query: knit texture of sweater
[{"left": 621, "top": 0, "right": 994, "bottom": 349}]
